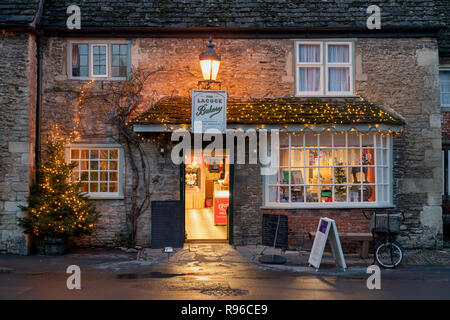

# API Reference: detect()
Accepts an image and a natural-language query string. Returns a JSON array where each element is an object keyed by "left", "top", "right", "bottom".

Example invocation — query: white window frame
[
  {"left": 295, "top": 40, "right": 354, "bottom": 97},
  {"left": 325, "top": 41, "right": 353, "bottom": 96},
  {"left": 440, "top": 67, "right": 450, "bottom": 108},
  {"left": 90, "top": 44, "right": 108, "bottom": 78},
  {"left": 65, "top": 144, "right": 124, "bottom": 200},
  {"left": 263, "top": 132, "right": 393, "bottom": 209},
  {"left": 68, "top": 40, "right": 130, "bottom": 80},
  {"left": 295, "top": 41, "right": 323, "bottom": 95}
]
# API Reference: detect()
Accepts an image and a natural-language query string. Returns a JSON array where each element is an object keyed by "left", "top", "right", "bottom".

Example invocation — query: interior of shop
[{"left": 185, "top": 151, "right": 229, "bottom": 242}]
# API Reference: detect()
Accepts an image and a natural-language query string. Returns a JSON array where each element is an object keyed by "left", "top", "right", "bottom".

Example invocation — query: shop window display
[{"left": 265, "top": 132, "right": 390, "bottom": 207}]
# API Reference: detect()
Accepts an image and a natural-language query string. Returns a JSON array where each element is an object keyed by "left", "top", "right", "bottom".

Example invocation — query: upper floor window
[
  {"left": 440, "top": 69, "right": 450, "bottom": 107},
  {"left": 295, "top": 41, "right": 353, "bottom": 96},
  {"left": 68, "top": 40, "right": 130, "bottom": 80}
]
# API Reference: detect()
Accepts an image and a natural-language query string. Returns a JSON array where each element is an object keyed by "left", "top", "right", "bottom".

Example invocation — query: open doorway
[{"left": 184, "top": 150, "right": 229, "bottom": 242}]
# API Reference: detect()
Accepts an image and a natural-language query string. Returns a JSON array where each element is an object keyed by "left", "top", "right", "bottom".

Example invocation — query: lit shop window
[
  {"left": 69, "top": 147, "right": 122, "bottom": 198},
  {"left": 265, "top": 132, "right": 392, "bottom": 207}
]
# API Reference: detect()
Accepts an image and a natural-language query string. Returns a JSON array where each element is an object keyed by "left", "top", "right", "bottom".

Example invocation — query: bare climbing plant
[{"left": 78, "top": 67, "right": 162, "bottom": 247}]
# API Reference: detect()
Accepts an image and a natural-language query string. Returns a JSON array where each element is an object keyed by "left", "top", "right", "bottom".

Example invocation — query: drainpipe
[
  {"left": 35, "top": 35, "right": 42, "bottom": 181},
  {"left": 31, "top": 0, "right": 44, "bottom": 181}
]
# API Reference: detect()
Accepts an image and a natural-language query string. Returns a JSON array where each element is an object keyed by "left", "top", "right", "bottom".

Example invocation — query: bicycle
[{"left": 362, "top": 209, "right": 404, "bottom": 268}]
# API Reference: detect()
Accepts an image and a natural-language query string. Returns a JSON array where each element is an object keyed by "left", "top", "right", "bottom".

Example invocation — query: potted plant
[{"left": 18, "top": 139, "right": 99, "bottom": 255}]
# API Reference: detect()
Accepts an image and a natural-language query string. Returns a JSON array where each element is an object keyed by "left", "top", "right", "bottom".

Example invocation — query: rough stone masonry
[
  {"left": 0, "top": 32, "right": 37, "bottom": 255},
  {"left": 33, "top": 37, "right": 442, "bottom": 250}
]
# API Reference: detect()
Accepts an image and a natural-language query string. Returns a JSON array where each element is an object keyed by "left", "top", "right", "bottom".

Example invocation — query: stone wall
[
  {"left": 0, "top": 32, "right": 37, "bottom": 255},
  {"left": 38, "top": 36, "right": 442, "bottom": 249}
]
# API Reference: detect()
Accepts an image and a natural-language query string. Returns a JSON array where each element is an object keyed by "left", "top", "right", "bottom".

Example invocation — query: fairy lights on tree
[{"left": 18, "top": 129, "right": 99, "bottom": 241}]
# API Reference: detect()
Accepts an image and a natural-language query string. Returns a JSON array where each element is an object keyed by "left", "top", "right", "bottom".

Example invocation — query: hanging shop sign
[
  {"left": 192, "top": 90, "right": 227, "bottom": 133},
  {"left": 308, "top": 217, "right": 346, "bottom": 271}
]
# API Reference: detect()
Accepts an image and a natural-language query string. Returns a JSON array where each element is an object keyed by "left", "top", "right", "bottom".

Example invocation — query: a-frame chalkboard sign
[{"left": 308, "top": 217, "right": 347, "bottom": 271}]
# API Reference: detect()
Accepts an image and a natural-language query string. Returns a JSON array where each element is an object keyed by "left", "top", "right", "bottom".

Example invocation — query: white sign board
[
  {"left": 192, "top": 90, "right": 227, "bottom": 133},
  {"left": 308, "top": 217, "right": 346, "bottom": 271}
]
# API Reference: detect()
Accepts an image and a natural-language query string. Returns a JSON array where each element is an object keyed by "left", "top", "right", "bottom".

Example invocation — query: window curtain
[
  {"left": 328, "top": 45, "right": 349, "bottom": 63},
  {"left": 299, "top": 67, "right": 320, "bottom": 92},
  {"left": 299, "top": 44, "right": 320, "bottom": 63},
  {"left": 329, "top": 67, "right": 350, "bottom": 91},
  {"left": 72, "top": 45, "right": 80, "bottom": 76}
]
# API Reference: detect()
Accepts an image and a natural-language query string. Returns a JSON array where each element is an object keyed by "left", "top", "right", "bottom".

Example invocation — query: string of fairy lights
[{"left": 134, "top": 97, "right": 403, "bottom": 143}]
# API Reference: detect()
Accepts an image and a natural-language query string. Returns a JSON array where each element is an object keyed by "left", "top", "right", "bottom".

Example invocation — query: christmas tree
[{"left": 18, "top": 139, "right": 99, "bottom": 240}]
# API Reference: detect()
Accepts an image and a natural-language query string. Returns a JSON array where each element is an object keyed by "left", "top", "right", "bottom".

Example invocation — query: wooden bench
[{"left": 308, "top": 231, "right": 372, "bottom": 259}]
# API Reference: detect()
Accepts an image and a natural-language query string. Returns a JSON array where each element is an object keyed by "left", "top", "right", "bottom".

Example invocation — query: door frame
[{"left": 180, "top": 155, "right": 234, "bottom": 244}]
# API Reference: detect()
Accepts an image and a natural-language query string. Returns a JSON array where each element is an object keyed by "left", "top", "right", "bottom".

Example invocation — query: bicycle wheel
[{"left": 375, "top": 241, "right": 403, "bottom": 268}]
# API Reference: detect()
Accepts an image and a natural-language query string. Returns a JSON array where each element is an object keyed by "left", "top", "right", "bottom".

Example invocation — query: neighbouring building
[{"left": 0, "top": 1, "right": 449, "bottom": 254}]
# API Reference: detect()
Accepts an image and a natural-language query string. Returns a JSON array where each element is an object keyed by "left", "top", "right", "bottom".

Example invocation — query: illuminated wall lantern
[{"left": 199, "top": 36, "right": 221, "bottom": 82}]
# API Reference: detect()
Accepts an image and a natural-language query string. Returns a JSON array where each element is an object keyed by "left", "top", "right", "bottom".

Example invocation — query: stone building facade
[
  {"left": 0, "top": 0, "right": 449, "bottom": 253},
  {"left": 0, "top": 31, "right": 37, "bottom": 254}
]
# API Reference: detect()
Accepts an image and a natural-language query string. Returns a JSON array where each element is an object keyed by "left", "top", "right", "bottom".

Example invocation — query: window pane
[
  {"left": 349, "top": 186, "right": 361, "bottom": 202},
  {"left": 100, "top": 183, "right": 108, "bottom": 192},
  {"left": 320, "top": 186, "right": 333, "bottom": 202},
  {"left": 109, "top": 182, "right": 118, "bottom": 193},
  {"left": 320, "top": 167, "right": 332, "bottom": 184},
  {"left": 110, "top": 161, "right": 118, "bottom": 170},
  {"left": 306, "top": 186, "right": 319, "bottom": 202},
  {"left": 110, "top": 150, "right": 118, "bottom": 159},
  {"left": 100, "top": 172, "right": 108, "bottom": 181},
  {"left": 291, "top": 134, "right": 303, "bottom": 147},
  {"left": 363, "top": 185, "right": 376, "bottom": 202},
  {"left": 291, "top": 150, "right": 304, "bottom": 167},
  {"left": 92, "top": 45, "right": 107, "bottom": 76},
  {"left": 349, "top": 150, "right": 360, "bottom": 166},
  {"left": 305, "top": 133, "right": 318, "bottom": 146},
  {"left": 319, "top": 149, "right": 332, "bottom": 166},
  {"left": 328, "top": 67, "right": 350, "bottom": 92},
  {"left": 280, "top": 149, "right": 289, "bottom": 167},
  {"left": 299, "top": 67, "right": 320, "bottom": 92},
  {"left": 348, "top": 132, "right": 360, "bottom": 147},
  {"left": 80, "top": 183, "right": 89, "bottom": 193},
  {"left": 291, "top": 168, "right": 305, "bottom": 184},
  {"left": 328, "top": 44, "right": 349, "bottom": 63},
  {"left": 111, "top": 44, "right": 128, "bottom": 77},
  {"left": 334, "top": 166, "right": 347, "bottom": 184},
  {"left": 350, "top": 166, "right": 362, "bottom": 183},
  {"left": 440, "top": 70, "right": 450, "bottom": 105},
  {"left": 334, "top": 133, "right": 346, "bottom": 147},
  {"left": 266, "top": 172, "right": 277, "bottom": 185},
  {"left": 298, "top": 44, "right": 320, "bottom": 63},
  {"left": 335, "top": 185, "right": 347, "bottom": 202},
  {"left": 71, "top": 149, "right": 79, "bottom": 159},
  {"left": 72, "top": 44, "right": 88, "bottom": 77},
  {"left": 291, "top": 186, "right": 304, "bottom": 202},
  {"left": 362, "top": 134, "right": 374, "bottom": 148},
  {"left": 279, "top": 186, "right": 289, "bottom": 203},
  {"left": 306, "top": 149, "right": 318, "bottom": 166},
  {"left": 268, "top": 186, "right": 278, "bottom": 202},
  {"left": 307, "top": 167, "right": 319, "bottom": 184},
  {"left": 334, "top": 149, "right": 347, "bottom": 165},
  {"left": 362, "top": 167, "right": 375, "bottom": 184},
  {"left": 279, "top": 169, "right": 292, "bottom": 184}
]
